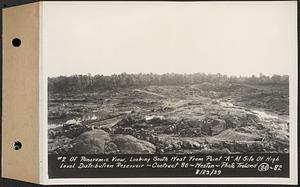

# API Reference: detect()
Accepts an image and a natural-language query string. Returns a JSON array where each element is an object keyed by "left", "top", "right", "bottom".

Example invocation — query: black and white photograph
[
  {"left": 48, "top": 73, "right": 290, "bottom": 155},
  {"left": 1, "top": 0, "right": 298, "bottom": 185},
  {"left": 47, "top": 2, "right": 292, "bottom": 156},
  {"left": 41, "top": 1, "right": 297, "bottom": 182}
]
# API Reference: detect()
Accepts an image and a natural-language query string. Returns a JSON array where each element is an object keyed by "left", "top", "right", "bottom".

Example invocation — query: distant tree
[
  {"left": 271, "top": 74, "right": 282, "bottom": 83},
  {"left": 48, "top": 72, "right": 289, "bottom": 93}
]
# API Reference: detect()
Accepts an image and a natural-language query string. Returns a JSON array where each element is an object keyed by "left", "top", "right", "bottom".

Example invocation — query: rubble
[{"left": 48, "top": 83, "right": 289, "bottom": 154}]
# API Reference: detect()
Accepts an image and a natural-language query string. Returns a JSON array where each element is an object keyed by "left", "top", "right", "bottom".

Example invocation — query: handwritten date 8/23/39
[{"left": 195, "top": 169, "right": 222, "bottom": 176}]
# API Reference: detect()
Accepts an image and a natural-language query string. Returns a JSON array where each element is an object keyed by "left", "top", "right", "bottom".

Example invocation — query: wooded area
[{"left": 48, "top": 73, "right": 289, "bottom": 92}]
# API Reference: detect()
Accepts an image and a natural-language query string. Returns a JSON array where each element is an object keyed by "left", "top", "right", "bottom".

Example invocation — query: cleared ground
[{"left": 48, "top": 82, "right": 289, "bottom": 154}]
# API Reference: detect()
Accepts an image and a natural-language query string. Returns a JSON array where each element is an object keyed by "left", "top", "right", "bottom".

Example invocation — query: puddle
[
  {"left": 252, "top": 110, "right": 279, "bottom": 119},
  {"left": 220, "top": 101, "right": 288, "bottom": 122},
  {"left": 82, "top": 114, "right": 98, "bottom": 121},
  {"left": 48, "top": 124, "right": 62, "bottom": 129}
]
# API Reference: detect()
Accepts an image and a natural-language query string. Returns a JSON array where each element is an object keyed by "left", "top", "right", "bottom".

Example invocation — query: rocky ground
[{"left": 48, "top": 82, "right": 289, "bottom": 154}]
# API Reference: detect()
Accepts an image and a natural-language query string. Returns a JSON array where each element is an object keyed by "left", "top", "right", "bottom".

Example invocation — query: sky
[{"left": 42, "top": 1, "right": 297, "bottom": 77}]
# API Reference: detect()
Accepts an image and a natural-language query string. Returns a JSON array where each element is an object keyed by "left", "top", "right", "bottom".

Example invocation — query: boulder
[
  {"left": 113, "top": 135, "right": 156, "bottom": 154},
  {"left": 70, "top": 130, "right": 112, "bottom": 154},
  {"left": 63, "top": 119, "right": 80, "bottom": 130},
  {"left": 182, "top": 139, "right": 202, "bottom": 149},
  {"left": 210, "top": 119, "right": 226, "bottom": 135},
  {"left": 145, "top": 115, "right": 167, "bottom": 125}
]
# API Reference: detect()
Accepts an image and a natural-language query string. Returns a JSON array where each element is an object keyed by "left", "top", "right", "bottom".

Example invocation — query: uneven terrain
[{"left": 48, "top": 82, "right": 289, "bottom": 154}]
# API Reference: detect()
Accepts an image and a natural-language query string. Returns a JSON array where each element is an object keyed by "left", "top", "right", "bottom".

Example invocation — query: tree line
[{"left": 48, "top": 73, "right": 289, "bottom": 93}]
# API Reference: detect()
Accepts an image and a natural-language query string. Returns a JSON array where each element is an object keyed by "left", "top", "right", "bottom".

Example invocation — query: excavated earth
[{"left": 48, "top": 83, "right": 289, "bottom": 154}]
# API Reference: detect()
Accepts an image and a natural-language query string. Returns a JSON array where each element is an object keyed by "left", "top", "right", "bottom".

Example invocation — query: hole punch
[
  {"left": 13, "top": 141, "right": 22, "bottom": 150},
  {"left": 12, "top": 38, "right": 21, "bottom": 47}
]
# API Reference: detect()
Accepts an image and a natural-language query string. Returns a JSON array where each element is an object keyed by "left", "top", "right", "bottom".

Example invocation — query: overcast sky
[{"left": 42, "top": 1, "right": 297, "bottom": 77}]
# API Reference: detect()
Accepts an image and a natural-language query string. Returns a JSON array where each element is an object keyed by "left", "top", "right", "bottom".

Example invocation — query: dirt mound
[{"left": 113, "top": 135, "right": 156, "bottom": 154}]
